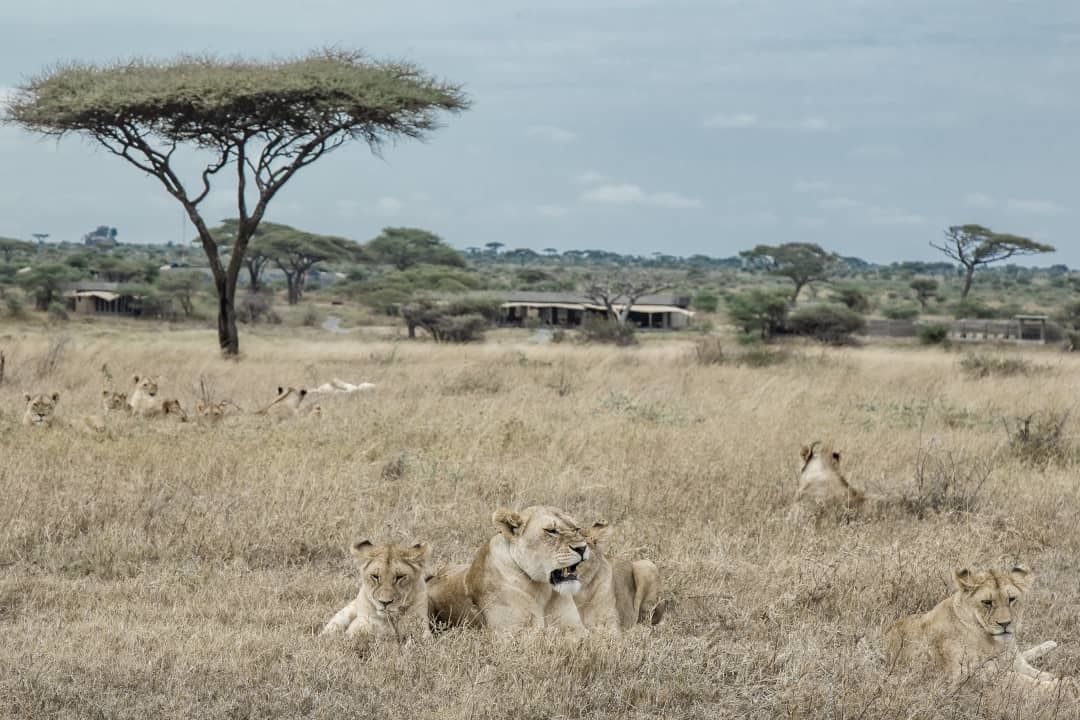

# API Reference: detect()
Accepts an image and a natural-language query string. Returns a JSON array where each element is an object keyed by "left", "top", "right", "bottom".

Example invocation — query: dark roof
[{"left": 497, "top": 291, "right": 691, "bottom": 308}]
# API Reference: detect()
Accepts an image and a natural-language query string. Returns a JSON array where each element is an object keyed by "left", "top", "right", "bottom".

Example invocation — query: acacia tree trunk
[
  {"left": 285, "top": 271, "right": 300, "bottom": 304},
  {"left": 216, "top": 271, "right": 240, "bottom": 355},
  {"left": 961, "top": 265, "right": 975, "bottom": 299}
]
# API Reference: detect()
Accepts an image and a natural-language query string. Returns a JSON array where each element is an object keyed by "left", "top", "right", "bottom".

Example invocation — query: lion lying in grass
[
  {"left": 22, "top": 392, "right": 60, "bottom": 427},
  {"left": 128, "top": 375, "right": 186, "bottom": 420},
  {"left": 575, "top": 522, "right": 664, "bottom": 631},
  {"left": 427, "top": 506, "right": 589, "bottom": 631},
  {"left": 885, "top": 566, "right": 1069, "bottom": 691},
  {"left": 322, "top": 540, "right": 431, "bottom": 642},
  {"left": 789, "top": 442, "right": 865, "bottom": 520}
]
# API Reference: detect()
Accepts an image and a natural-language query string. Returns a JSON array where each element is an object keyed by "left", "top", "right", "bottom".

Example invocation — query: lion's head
[
  {"left": 102, "top": 390, "right": 128, "bottom": 413},
  {"left": 796, "top": 442, "right": 862, "bottom": 507},
  {"left": 23, "top": 392, "right": 60, "bottom": 426},
  {"left": 350, "top": 540, "right": 430, "bottom": 617},
  {"left": 196, "top": 401, "right": 226, "bottom": 422},
  {"left": 951, "top": 566, "right": 1032, "bottom": 642},
  {"left": 132, "top": 375, "right": 159, "bottom": 398},
  {"left": 161, "top": 398, "right": 187, "bottom": 421},
  {"left": 493, "top": 505, "right": 589, "bottom": 594},
  {"left": 275, "top": 386, "right": 307, "bottom": 410}
]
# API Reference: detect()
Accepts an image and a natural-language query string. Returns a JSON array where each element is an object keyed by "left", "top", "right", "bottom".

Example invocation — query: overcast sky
[{"left": 1, "top": 0, "right": 1078, "bottom": 264}]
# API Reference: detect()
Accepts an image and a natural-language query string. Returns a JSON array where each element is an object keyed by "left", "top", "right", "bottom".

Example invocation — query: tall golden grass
[{"left": 1, "top": 322, "right": 1079, "bottom": 718}]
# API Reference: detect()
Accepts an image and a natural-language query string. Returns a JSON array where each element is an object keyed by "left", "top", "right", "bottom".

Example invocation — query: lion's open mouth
[{"left": 549, "top": 562, "right": 580, "bottom": 586}]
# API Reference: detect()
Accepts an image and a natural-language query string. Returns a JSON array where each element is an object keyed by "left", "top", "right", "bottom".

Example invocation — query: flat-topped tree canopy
[{"left": 3, "top": 49, "right": 469, "bottom": 354}]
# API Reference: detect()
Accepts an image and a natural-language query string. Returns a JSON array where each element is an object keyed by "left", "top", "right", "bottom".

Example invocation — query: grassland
[{"left": 1, "top": 321, "right": 1079, "bottom": 719}]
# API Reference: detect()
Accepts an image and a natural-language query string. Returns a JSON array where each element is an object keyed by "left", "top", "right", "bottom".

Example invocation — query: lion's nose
[
  {"left": 998, "top": 620, "right": 1012, "bottom": 631},
  {"left": 571, "top": 544, "right": 587, "bottom": 559}
]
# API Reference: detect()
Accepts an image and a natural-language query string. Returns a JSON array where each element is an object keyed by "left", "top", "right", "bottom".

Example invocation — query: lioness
[
  {"left": 256, "top": 386, "right": 308, "bottom": 418},
  {"left": 575, "top": 522, "right": 664, "bottom": 631},
  {"left": 427, "top": 506, "right": 589, "bottom": 631},
  {"left": 885, "top": 566, "right": 1065, "bottom": 689},
  {"left": 127, "top": 375, "right": 185, "bottom": 419},
  {"left": 23, "top": 392, "right": 60, "bottom": 427},
  {"left": 322, "top": 540, "right": 431, "bottom": 642},
  {"left": 790, "top": 442, "right": 865, "bottom": 518},
  {"left": 102, "top": 390, "right": 130, "bottom": 415}
]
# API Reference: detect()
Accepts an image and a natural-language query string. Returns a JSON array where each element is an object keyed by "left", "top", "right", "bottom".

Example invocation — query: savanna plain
[{"left": 2, "top": 323, "right": 1080, "bottom": 719}]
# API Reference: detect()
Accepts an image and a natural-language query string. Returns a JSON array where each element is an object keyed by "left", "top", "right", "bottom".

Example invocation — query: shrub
[
  {"left": 726, "top": 289, "right": 791, "bottom": 340},
  {"left": 301, "top": 305, "right": 321, "bottom": 327},
  {"left": 238, "top": 292, "right": 274, "bottom": 324},
  {"left": 918, "top": 323, "right": 949, "bottom": 345},
  {"left": 737, "top": 346, "right": 791, "bottom": 367},
  {"left": 902, "top": 444, "right": 992, "bottom": 518},
  {"left": 951, "top": 298, "right": 1000, "bottom": 319},
  {"left": 1002, "top": 411, "right": 1072, "bottom": 469},
  {"left": 692, "top": 292, "right": 720, "bottom": 313},
  {"left": 551, "top": 329, "right": 567, "bottom": 344},
  {"left": 881, "top": 303, "right": 919, "bottom": 320},
  {"left": 787, "top": 303, "right": 866, "bottom": 344},
  {"left": 692, "top": 337, "right": 725, "bottom": 365},
  {"left": 832, "top": 285, "right": 871, "bottom": 313},
  {"left": 580, "top": 316, "right": 637, "bottom": 346},
  {"left": 1043, "top": 321, "right": 1065, "bottom": 344},
  {"left": 5, "top": 294, "right": 24, "bottom": 317},
  {"left": 433, "top": 313, "right": 488, "bottom": 343},
  {"left": 47, "top": 301, "right": 69, "bottom": 322}
]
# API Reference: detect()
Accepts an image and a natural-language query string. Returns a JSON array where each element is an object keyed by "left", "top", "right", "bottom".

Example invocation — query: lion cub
[
  {"left": 885, "top": 566, "right": 1065, "bottom": 689},
  {"left": 789, "top": 442, "right": 865, "bottom": 519},
  {"left": 575, "top": 523, "right": 664, "bottom": 631},
  {"left": 322, "top": 540, "right": 431, "bottom": 642}
]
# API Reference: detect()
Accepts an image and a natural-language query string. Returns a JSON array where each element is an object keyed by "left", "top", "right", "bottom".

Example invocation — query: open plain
[{"left": 2, "top": 324, "right": 1079, "bottom": 719}]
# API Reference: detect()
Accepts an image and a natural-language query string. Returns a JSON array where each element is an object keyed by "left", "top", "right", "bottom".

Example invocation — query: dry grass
[{"left": 2, "top": 324, "right": 1080, "bottom": 718}]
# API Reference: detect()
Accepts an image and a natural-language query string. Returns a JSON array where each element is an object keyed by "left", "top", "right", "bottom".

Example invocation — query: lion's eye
[
  {"left": 1008, "top": 596, "right": 1016, "bottom": 604},
  {"left": 395, "top": 574, "right": 406, "bottom": 584},
  {"left": 982, "top": 600, "right": 993, "bottom": 607},
  {"left": 545, "top": 528, "right": 558, "bottom": 536},
  {"left": 369, "top": 574, "right": 379, "bottom": 583}
]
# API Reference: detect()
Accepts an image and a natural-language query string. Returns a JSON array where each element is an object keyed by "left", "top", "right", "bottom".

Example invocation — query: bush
[
  {"left": 902, "top": 444, "right": 992, "bottom": 518},
  {"left": 881, "top": 303, "right": 919, "bottom": 320},
  {"left": 47, "top": 301, "right": 69, "bottom": 322},
  {"left": 1044, "top": 321, "right": 1065, "bottom": 344},
  {"left": 5, "top": 294, "right": 24, "bottom": 317},
  {"left": 832, "top": 285, "right": 871, "bottom": 313},
  {"left": 301, "top": 305, "right": 321, "bottom": 327},
  {"left": 433, "top": 313, "right": 488, "bottom": 343},
  {"left": 1003, "top": 411, "right": 1072, "bottom": 469},
  {"left": 737, "top": 346, "right": 791, "bottom": 367},
  {"left": 787, "top": 303, "right": 866, "bottom": 344},
  {"left": 692, "top": 292, "right": 720, "bottom": 313},
  {"left": 959, "top": 353, "right": 1041, "bottom": 378},
  {"left": 726, "top": 289, "right": 791, "bottom": 339},
  {"left": 918, "top": 323, "right": 949, "bottom": 345},
  {"left": 951, "top": 298, "right": 1001, "bottom": 319},
  {"left": 692, "top": 337, "right": 725, "bottom": 365},
  {"left": 580, "top": 316, "right": 637, "bottom": 346},
  {"left": 238, "top": 292, "right": 275, "bottom": 324}
]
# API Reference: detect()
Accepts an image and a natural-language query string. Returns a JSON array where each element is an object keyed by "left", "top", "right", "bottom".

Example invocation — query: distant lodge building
[
  {"left": 863, "top": 315, "right": 1050, "bottom": 344},
  {"left": 64, "top": 282, "right": 142, "bottom": 316},
  {"left": 498, "top": 292, "right": 694, "bottom": 329}
]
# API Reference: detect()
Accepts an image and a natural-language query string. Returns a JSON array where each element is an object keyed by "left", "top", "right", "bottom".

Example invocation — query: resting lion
[
  {"left": 575, "top": 522, "right": 664, "bottom": 631},
  {"left": 23, "top": 392, "right": 60, "bottom": 427},
  {"left": 885, "top": 566, "right": 1067, "bottom": 689},
  {"left": 256, "top": 386, "right": 309, "bottom": 418},
  {"left": 322, "top": 540, "right": 431, "bottom": 642},
  {"left": 789, "top": 442, "right": 865, "bottom": 519},
  {"left": 102, "top": 390, "right": 130, "bottom": 415},
  {"left": 128, "top": 375, "right": 186, "bottom": 420},
  {"left": 427, "top": 506, "right": 589, "bottom": 631}
]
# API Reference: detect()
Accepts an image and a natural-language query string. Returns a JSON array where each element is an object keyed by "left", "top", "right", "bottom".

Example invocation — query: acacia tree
[
  {"left": 909, "top": 278, "right": 939, "bottom": 311},
  {"left": 4, "top": 51, "right": 468, "bottom": 354},
  {"left": 0, "top": 238, "right": 35, "bottom": 264},
  {"left": 583, "top": 270, "right": 670, "bottom": 328},
  {"left": 261, "top": 226, "right": 362, "bottom": 304},
  {"left": 740, "top": 243, "right": 837, "bottom": 301},
  {"left": 930, "top": 224, "right": 1055, "bottom": 299},
  {"left": 365, "top": 227, "right": 464, "bottom": 271},
  {"left": 205, "top": 219, "right": 287, "bottom": 293}
]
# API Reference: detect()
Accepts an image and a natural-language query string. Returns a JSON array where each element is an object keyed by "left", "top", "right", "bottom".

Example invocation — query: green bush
[
  {"left": 918, "top": 323, "right": 949, "bottom": 345},
  {"left": 832, "top": 285, "right": 871, "bottom": 313},
  {"left": 787, "top": 303, "right": 866, "bottom": 344},
  {"left": 692, "top": 292, "right": 720, "bottom": 313},
  {"left": 47, "top": 301, "right": 69, "bottom": 322},
  {"left": 5, "top": 294, "right": 24, "bottom": 317},
  {"left": 433, "top": 313, "right": 488, "bottom": 343},
  {"left": 881, "top": 303, "right": 919, "bottom": 320},
  {"left": 951, "top": 298, "right": 1001, "bottom": 319},
  {"left": 726, "top": 289, "right": 791, "bottom": 339},
  {"left": 301, "top": 305, "right": 321, "bottom": 327}
]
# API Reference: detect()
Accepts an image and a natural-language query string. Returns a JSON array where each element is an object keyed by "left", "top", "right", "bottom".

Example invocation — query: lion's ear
[
  {"left": 1010, "top": 566, "right": 1033, "bottom": 591},
  {"left": 953, "top": 568, "right": 980, "bottom": 593},
  {"left": 102, "top": 390, "right": 110, "bottom": 397},
  {"left": 799, "top": 445, "right": 812, "bottom": 462},
  {"left": 277, "top": 386, "right": 284, "bottom": 396},
  {"left": 24, "top": 393, "right": 31, "bottom": 402},
  {"left": 51, "top": 392, "right": 59, "bottom": 403},
  {"left": 493, "top": 508, "right": 526, "bottom": 538},
  {"left": 403, "top": 542, "right": 431, "bottom": 566},
  {"left": 299, "top": 389, "right": 308, "bottom": 398},
  {"left": 350, "top": 539, "right": 377, "bottom": 560},
  {"left": 831, "top": 451, "right": 841, "bottom": 463},
  {"left": 132, "top": 375, "right": 140, "bottom": 384},
  {"left": 582, "top": 522, "right": 614, "bottom": 554}
]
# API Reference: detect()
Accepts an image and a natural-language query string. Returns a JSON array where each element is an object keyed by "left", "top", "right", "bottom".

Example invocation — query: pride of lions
[{"left": 6, "top": 379, "right": 1074, "bottom": 695}]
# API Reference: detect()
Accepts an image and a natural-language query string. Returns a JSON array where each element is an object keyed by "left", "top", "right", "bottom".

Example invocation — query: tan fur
[
  {"left": 127, "top": 375, "right": 185, "bottom": 420},
  {"left": 574, "top": 523, "right": 664, "bottom": 631},
  {"left": 790, "top": 443, "right": 865, "bottom": 518},
  {"left": 885, "top": 567, "right": 1065, "bottom": 689},
  {"left": 102, "top": 390, "right": 130, "bottom": 415},
  {"left": 22, "top": 392, "right": 60, "bottom": 427},
  {"left": 427, "top": 506, "right": 589, "bottom": 631},
  {"left": 321, "top": 540, "right": 431, "bottom": 642},
  {"left": 195, "top": 401, "right": 227, "bottom": 423},
  {"left": 256, "top": 386, "right": 308, "bottom": 418}
]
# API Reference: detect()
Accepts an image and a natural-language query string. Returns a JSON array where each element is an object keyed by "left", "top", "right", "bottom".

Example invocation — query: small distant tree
[
  {"left": 484, "top": 242, "right": 505, "bottom": 255},
  {"left": 365, "top": 227, "right": 464, "bottom": 271},
  {"left": 261, "top": 227, "right": 362, "bottom": 304},
  {"left": 582, "top": 271, "right": 670, "bottom": 329},
  {"left": 726, "top": 288, "right": 791, "bottom": 340},
  {"left": 203, "top": 219, "right": 281, "bottom": 293},
  {"left": 693, "top": 291, "right": 720, "bottom": 313},
  {"left": 930, "top": 225, "right": 1055, "bottom": 299},
  {"left": 909, "top": 278, "right": 939, "bottom": 311},
  {"left": 0, "top": 237, "right": 35, "bottom": 264},
  {"left": 831, "top": 285, "right": 871, "bottom": 313},
  {"left": 16, "top": 262, "right": 82, "bottom": 310},
  {"left": 5, "top": 50, "right": 468, "bottom": 354},
  {"left": 740, "top": 243, "right": 837, "bottom": 301},
  {"left": 157, "top": 269, "right": 208, "bottom": 317}
]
